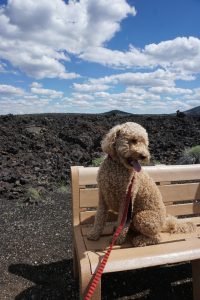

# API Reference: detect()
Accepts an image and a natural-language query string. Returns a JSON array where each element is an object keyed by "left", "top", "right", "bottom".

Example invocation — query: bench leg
[
  {"left": 73, "top": 246, "right": 79, "bottom": 279},
  {"left": 192, "top": 259, "right": 200, "bottom": 300},
  {"left": 80, "top": 274, "right": 101, "bottom": 300}
]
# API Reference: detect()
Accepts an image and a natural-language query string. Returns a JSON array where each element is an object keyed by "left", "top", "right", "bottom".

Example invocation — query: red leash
[{"left": 84, "top": 176, "right": 135, "bottom": 300}]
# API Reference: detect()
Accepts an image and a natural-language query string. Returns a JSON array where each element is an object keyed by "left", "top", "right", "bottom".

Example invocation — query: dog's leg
[
  {"left": 131, "top": 210, "right": 161, "bottom": 247},
  {"left": 114, "top": 224, "right": 130, "bottom": 245},
  {"left": 113, "top": 200, "right": 130, "bottom": 245},
  {"left": 87, "top": 190, "right": 108, "bottom": 241},
  {"left": 132, "top": 234, "right": 160, "bottom": 247},
  {"left": 133, "top": 209, "right": 164, "bottom": 237}
]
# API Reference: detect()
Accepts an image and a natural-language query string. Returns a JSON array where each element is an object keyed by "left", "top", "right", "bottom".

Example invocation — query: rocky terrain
[
  {"left": 1, "top": 112, "right": 200, "bottom": 202},
  {"left": 1, "top": 112, "right": 200, "bottom": 300}
]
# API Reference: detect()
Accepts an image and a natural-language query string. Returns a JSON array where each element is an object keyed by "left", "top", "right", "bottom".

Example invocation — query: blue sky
[{"left": 0, "top": 0, "right": 200, "bottom": 115}]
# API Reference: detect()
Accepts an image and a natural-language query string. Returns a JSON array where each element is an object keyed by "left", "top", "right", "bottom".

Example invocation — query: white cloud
[
  {"left": 80, "top": 37, "right": 200, "bottom": 75},
  {"left": 0, "top": 82, "right": 64, "bottom": 114},
  {"left": 186, "top": 100, "right": 200, "bottom": 106},
  {"left": 0, "top": 96, "right": 51, "bottom": 114},
  {"left": 169, "top": 100, "right": 192, "bottom": 110},
  {"left": 89, "top": 69, "right": 185, "bottom": 88},
  {"left": 63, "top": 98, "right": 91, "bottom": 108},
  {"left": 94, "top": 91, "right": 111, "bottom": 98},
  {"left": 79, "top": 45, "right": 149, "bottom": 68},
  {"left": 73, "top": 82, "right": 110, "bottom": 93},
  {"left": 144, "top": 37, "right": 200, "bottom": 78},
  {"left": 0, "top": 0, "right": 135, "bottom": 79},
  {"left": 149, "top": 86, "right": 193, "bottom": 95},
  {"left": 125, "top": 87, "right": 146, "bottom": 94},
  {"left": 183, "top": 87, "right": 200, "bottom": 100},
  {"left": 30, "top": 82, "right": 63, "bottom": 98},
  {"left": 1, "top": 81, "right": 198, "bottom": 115},
  {"left": 0, "top": 62, "right": 5, "bottom": 72},
  {"left": 71, "top": 93, "right": 94, "bottom": 101},
  {"left": 64, "top": 67, "right": 199, "bottom": 114},
  {"left": 0, "top": 38, "right": 79, "bottom": 79},
  {"left": 64, "top": 66, "right": 200, "bottom": 114},
  {"left": 0, "top": 84, "right": 24, "bottom": 96}
]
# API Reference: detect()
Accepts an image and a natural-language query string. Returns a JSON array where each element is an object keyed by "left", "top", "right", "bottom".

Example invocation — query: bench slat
[
  {"left": 159, "top": 182, "right": 200, "bottom": 203},
  {"left": 80, "top": 210, "right": 117, "bottom": 224},
  {"left": 78, "top": 165, "right": 200, "bottom": 185},
  {"left": 83, "top": 224, "right": 200, "bottom": 251},
  {"left": 80, "top": 200, "right": 200, "bottom": 223},
  {"left": 145, "top": 165, "right": 200, "bottom": 182},
  {"left": 82, "top": 223, "right": 115, "bottom": 236},
  {"left": 79, "top": 183, "right": 200, "bottom": 208},
  {"left": 87, "top": 238, "right": 200, "bottom": 274},
  {"left": 80, "top": 188, "right": 99, "bottom": 207},
  {"left": 81, "top": 216, "right": 200, "bottom": 236},
  {"left": 166, "top": 202, "right": 200, "bottom": 216}
]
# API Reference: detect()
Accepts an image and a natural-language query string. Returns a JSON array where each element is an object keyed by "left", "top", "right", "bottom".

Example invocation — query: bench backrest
[{"left": 71, "top": 165, "right": 200, "bottom": 226}]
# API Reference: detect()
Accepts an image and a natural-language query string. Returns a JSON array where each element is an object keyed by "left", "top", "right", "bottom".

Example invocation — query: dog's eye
[{"left": 129, "top": 139, "right": 137, "bottom": 144}]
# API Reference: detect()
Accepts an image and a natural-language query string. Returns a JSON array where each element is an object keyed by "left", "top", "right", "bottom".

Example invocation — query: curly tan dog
[{"left": 88, "top": 122, "right": 195, "bottom": 247}]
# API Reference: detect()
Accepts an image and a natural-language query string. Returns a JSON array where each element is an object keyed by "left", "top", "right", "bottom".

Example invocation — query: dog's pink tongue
[{"left": 132, "top": 160, "right": 141, "bottom": 172}]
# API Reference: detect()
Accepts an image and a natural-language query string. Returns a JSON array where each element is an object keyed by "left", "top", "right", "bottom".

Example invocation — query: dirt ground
[{"left": 1, "top": 190, "right": 194, "bottom": 300}]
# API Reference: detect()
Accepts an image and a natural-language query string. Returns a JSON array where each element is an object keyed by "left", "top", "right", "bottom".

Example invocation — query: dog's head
[{"left": 101, "top": 122, "right": 150, "bottom": 171}]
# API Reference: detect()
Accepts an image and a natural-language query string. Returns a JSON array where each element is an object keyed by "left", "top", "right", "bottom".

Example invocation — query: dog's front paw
[{"left": 87, "top": 230, "right": 100, "bottom": 241}]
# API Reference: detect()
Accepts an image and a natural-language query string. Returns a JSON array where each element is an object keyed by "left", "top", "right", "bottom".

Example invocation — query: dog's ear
[{"left": 101, "top": 125, "right": 121, "bottom": 156}]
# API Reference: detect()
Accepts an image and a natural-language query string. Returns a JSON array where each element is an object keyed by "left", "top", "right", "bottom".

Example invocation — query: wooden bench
[{"left": 71, "top": 164, "right": 200, "bottom": 299}]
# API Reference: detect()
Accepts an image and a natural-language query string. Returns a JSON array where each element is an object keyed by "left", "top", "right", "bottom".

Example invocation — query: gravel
[{"left": 1, "top": 191, "right": 194, "bottom": 300}]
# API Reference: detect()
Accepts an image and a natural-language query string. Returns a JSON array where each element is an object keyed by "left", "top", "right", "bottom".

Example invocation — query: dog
[{"left": 87, "top": 122, "right": 195, "bottom": 246}]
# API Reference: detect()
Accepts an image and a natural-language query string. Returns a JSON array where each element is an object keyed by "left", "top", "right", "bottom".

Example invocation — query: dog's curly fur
[{"left": 87, "top": 122, "right": 195, "bottom": 246}]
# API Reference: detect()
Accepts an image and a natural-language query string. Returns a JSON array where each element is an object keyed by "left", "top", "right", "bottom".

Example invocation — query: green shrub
[
  {"left": 184, "top": 145, "right": 200, "bottom": 158},
  {"left": 57, "top": 181, "right": 69, "bottom": 194},
  {"left": 177, "top": 145, "right": 200, "bottom": 164},
  {"left": 27, "top": 187, "right": 41, "bottom": 200},
  {"left": 151, "top": 160, "right": 161, "bottom": 166},
  {"left": 91, "top": 157, "right": 162, "bottom": 167},
  {"left": 139, "top": 157, "right": 161, "bottom": 166},
  {"left": 25, "top": 187, "right": 44, "bottom": 205},
  {"left": 91, "top": 156, "right": 105, "bottom": 167}
]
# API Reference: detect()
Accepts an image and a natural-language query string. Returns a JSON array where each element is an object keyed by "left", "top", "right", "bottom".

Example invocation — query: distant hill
[
  {"left": 102, "top": 110, "right": 132, "bottom": 116},
  {"left": 184, "top": 105, "right": 200, "bottom": 115}
]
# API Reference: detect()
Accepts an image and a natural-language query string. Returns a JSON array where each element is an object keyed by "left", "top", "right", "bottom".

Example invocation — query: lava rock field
[{"left": 1, "top": 113, "right": 200, "bottom": 201}]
